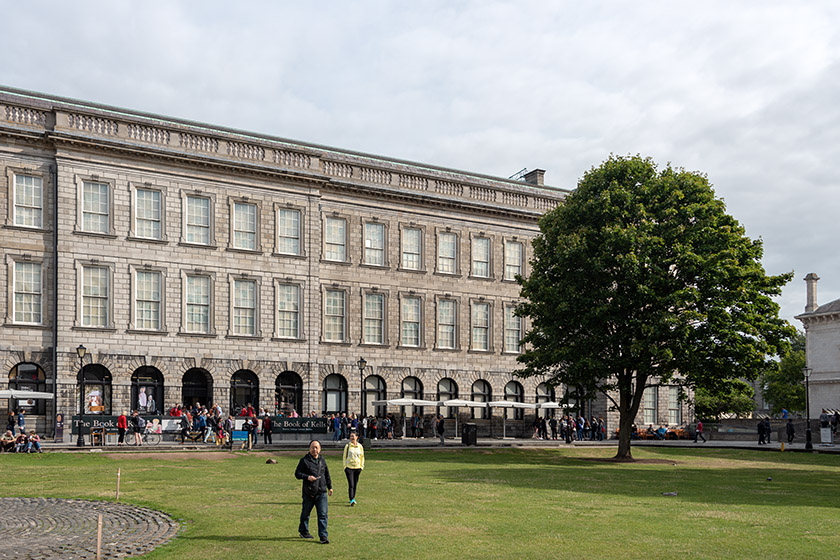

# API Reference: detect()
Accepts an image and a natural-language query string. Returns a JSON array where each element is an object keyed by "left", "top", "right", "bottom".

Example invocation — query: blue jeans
[{"left": 299, "top": 492, "right": 328, "bottom": 539}]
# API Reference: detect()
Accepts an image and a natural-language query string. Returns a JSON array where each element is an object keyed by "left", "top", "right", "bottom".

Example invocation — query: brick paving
[{"left": 0, "top": 498, "right": 179, "bottom": 559}]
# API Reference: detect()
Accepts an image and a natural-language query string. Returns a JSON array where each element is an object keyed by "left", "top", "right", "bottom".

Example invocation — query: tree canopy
[
  {"left": 515, "top": 155, "right": 794, "bottom": 459},
  {"left": 694, "top": 379, "right": 756, "bottom": 422},
  {"left": 761, "top": 330, "right": 806, "bottom": 415}
]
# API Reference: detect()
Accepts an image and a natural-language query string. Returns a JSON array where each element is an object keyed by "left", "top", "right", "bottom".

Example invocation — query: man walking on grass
[{"left": 295, "top": 440, "right": 333, "bottom": 544}]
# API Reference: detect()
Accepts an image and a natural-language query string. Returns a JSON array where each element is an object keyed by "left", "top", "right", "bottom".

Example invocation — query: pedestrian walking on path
[{"left": 694, "top": 420, "right": 706, "bottom": 443}]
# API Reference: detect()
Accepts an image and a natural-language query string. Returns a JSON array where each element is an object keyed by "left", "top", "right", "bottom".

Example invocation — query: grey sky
[{"left": 3, "top": 1, "right": 838, "bottom": 325}]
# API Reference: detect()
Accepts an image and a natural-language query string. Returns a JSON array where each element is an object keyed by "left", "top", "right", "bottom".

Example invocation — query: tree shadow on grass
[
  {"left": 430, "top": 463, "right": 840, "bottom": 509},
  {"left": 640, "top": 446, "right": 840, "bottom": 468},
  {"left": 181, "top": 535, "right": 303, "bottom": 542}
]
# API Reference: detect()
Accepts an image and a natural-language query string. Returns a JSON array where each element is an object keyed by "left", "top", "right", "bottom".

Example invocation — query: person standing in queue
[
  {"left": 295, "top": 440, "right": 333, "bottom": 544},
  {"left": 343, "top": 431, "right": 365, "bottom": 506},
  {"left": 117, "top": 411, "right": 128, "bottom": 446},
  {"left": 436, "top": 414, "right": 445, "bottom": 446}
]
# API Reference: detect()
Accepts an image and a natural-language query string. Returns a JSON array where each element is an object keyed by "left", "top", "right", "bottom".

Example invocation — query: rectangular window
[
  {"left": 324, "top": 217, "right": 346, "bottom": 261},
  {"left": 472, "top": 237, "right": 490, "bottom": 278},
  {"left": 471, "top": 302, "right": 490, "bottom": 351},
  {"left": 185, "top": 275, "right": 210, "bottom": 333},
  {"left": 82, "top": 265, "right": 109, "bottom": 327},
  {"left": 232, "top": 279, "right": 256, "bottom": 335},
  {"left": 504, "top": 306, "right": 522, "bottom": 353},
  {"left": 643, "top": 387, "right": 658, "bottom": 425},
  {"left": 277, "top": 209, "right": 301, "bottom": 255},
  {"left": 13, "top": 262, "right": 41, "bottom": 324},
  {"left": 135, "top": 188, "right": 162, "bottom": 239},
  {"left": 14, "top": 174, "right": 43, "bottom": 228},
  {"left": 668, "top": 386, "right": 682, "bottom": 425},
  {"left": 233, "top": 202, "right": 257, "bottom": 250},
  {"left": 401, "top": 227, "right": 422, "bottom": 270},
  {"left": 438, "top": 232, "right": 457, "bottom": 274},
  {"left": 437, "top": 299, "right": 456, "bottom": 349},
  {"left": 135, "top": 271, "right": 162, "bottom": 330},
  {"left": 364, "top": 293, "right": 385, "bottom": 344},
  {"left": 505, "top": 241, "right": 523, "bottom": 280},
  {"left": 277, "top": 284, "right": 300, "bottom": 338},
  {"left": 82, "top": 181, "right": 110, "bottom": 233},
  {"left": 324, "top": 289, "right": 346, "bottom": 342},
  {"left": 186, "top": 195, "right": 211, "bottom": 244},
  {"left": 364, "top": 222, "right": 385, "bottom": 266},
  {"left": 401, "top": 296, "right": 421, "bottom": 347}
]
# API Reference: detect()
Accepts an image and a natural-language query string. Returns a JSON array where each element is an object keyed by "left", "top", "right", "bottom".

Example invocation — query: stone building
[
  {"left": 796, "top": 273, "right": 840, "bottom": 414},
  {"left": 0, "top": 86, "right": 689, "bottom": 438}
]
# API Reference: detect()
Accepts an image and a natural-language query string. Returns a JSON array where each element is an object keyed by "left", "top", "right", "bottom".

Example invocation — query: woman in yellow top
[{"left": 342, "top": 430, "right": 365, "bottom": 506}]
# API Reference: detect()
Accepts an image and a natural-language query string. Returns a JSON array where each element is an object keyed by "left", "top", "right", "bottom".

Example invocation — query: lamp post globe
[{"left": 76, "top": 345, "right": 87, "bottom": 447}]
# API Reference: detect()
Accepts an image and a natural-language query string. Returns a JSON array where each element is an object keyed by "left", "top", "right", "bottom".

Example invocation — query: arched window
[
  {"left": 536, "top": 382, "right": 555, "bottom": 417},
  {"left": 364, "top": 375, "right": 386, "bottom": 417},
  {"left": 182, "top": 368, "right": 214, "bottom": 410},
  {"left": 8, "top": 363, "right": 49, "bottom": 415},
  {"left": 401, "top": 376, "right": 424, "bottom": 415},
  {"left": 504, "top": 381, "right": 525, "bottom": 420},
  {"left": 230, "top": 370, "right": 259, "bottom": 415},
  {"left": 323, "top": 374, "right": 347, "bottom": 414},
  {"left": 471, "top": 379, "right": 491, "bottom": 419},
  {"left": 275, "top": 371, "right": 302, "bottom": 416},
  {"left": 131, "top": 366, "right": 164, "bottom": 415},
  {"left": 437, "top": 377, "right": 458, "bottom": 418},
  {"left": 81, "top": 364, "right": 112, "bottom": 415}
]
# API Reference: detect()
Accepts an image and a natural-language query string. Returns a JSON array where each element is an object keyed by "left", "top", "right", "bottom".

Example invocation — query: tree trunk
[{"left": 615, "top": 410, "right": 634, "bottom": 460}]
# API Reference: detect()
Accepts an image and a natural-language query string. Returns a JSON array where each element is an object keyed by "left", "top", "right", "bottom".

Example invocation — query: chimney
[
  {"left": 804, "top": 272, "right": 820, "bottom": 313},
  {"left": 523, "top": 169, "right": 545, "bottom": 186}
]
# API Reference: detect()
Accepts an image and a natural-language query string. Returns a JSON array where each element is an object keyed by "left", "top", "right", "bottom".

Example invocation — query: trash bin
[{"left": 462, "top": 423, "right": 477, "bottom": 446}]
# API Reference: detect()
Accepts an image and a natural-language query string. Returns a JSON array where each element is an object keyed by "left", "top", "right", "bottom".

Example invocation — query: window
[
  {"left": 131, "top": 366, "right": 163, "bottom": 415},
  {"left": 182, "top": 368, "right": 213, "bottom": 408},
  {"left": 437, "top": 299, "right": 456, "bottom": 349},
  {"left": 13, "top": 174, "right": 43, "bottom": 228},
  {"left": 81, "top": 364, "right": 112, "bottom": 415},
  {"left": 276, "top": 371, "right": 303, "bottom": 416},
  {"left": 232, "top": 201, "right": 258, "bottom": 250},
  {"left": 504, "top": 305, "right": 522, "bottom": 353},
  {"left": 230, "top": 370, "right": 259, "bottom": 414},
  {"left": 185, "top": 195, "right": 211, "bottom": 245},
  {"left": 324, "top": 217, "right": 346, "bottom": 261},
  {"left": 401, "top": 227, "right": 422, "bottom": 270},
  {"left": 232, "top": 279, "right": 257, "bottom": 336},
  {"left": 471, "top": 379, "right": 491, "bottom": 419},
  {"left": 135, "top": 270, "right": 162, "bottom": 330},
  {"left": 668, "top": 386, "right": 682, "bottom": 425},
  {"left": 277, "top": 208, "right": 301, "bottom": 255},
  {"left": 82, "top": 181, "right": 110, "bottom": 233},
  {"left": 82, "top": 265, "right": 109, "bottom": 327},
  {"left": 185, "top": 275, "right": 211, "bottom": 334},
  {"left": 364, "top": 222, "right": 386, "bottom": 266},
  {"left": 135, "top": 188, "right": 162, "bottom": 239},
  {"left": 402, "top": 376, "right": 424, "bottom": 415},
  {"left": 364, "top": 293, "right": 385, "bottom": 344},
  {"left": 324, "top": 289, "right": 346, "bottom": 342},
  {"left": 323, "top": 374, "right": 347, "bottom": 414},
  {"left": 13, "top": 261, "right": 42, "bottom": 324},
  {"left": 504, "top": 240, "right": 523, "bottom": 281},
  {"left": 437, "top": 378, "right": 458, "bottom": 418},
  {"left": 471, "top": 302, "right": 490, "bottom": 351},
  {"left": 437, "top": 232, "right": 457, "bottom": 274},
  {"left": 364, "top": 375, "right": 386, "bottom": 417},
  {"left": 471, "top": 237, "right": 490, "bottom": 278},
  {"left": 401, "top": 296, "right": 421, "bottom": 347},
  {"left": 276, "top": 283, "right": 300, "bottom": 339},
  {"left": 8, "top": 363, "right": 49, "bottom": 415},
  {"left": 505, "top": 381, "right": 524, "bottom": 420},
  {"left": 643, "top": 387, "right": 658, "bottom": 425},
  {"left": 536, "top": 383, "right": 555, "bottom": 417}
]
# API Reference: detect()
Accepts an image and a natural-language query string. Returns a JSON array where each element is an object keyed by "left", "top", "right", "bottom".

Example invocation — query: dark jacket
[
  {"left": 295, "top": 453, "right": 332, "bottom": 498},
  {"left": 436, "top": 418, "right": 445, "bottom": 435}
]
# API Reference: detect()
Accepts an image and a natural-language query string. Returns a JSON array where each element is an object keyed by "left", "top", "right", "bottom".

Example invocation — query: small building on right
[{"left": 796, "top": 273, "right": 840, "bottom": 413}]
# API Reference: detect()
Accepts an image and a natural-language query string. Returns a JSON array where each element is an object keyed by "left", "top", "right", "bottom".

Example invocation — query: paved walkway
[{"left": 0, "top": 497, "right": 179, "bottom": 559}]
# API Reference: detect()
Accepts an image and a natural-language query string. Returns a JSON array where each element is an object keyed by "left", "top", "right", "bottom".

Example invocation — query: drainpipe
[{"left": 51, "top": 162, "right": 59, "bottom": 438}]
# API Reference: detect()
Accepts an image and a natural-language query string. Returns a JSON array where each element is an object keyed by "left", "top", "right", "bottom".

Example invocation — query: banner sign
[
  {"left": 71, "top": 415, "right": 328, "bottom": 434},
  {"left": 274, "top": 417, "right": 328, "bottom": 433}
]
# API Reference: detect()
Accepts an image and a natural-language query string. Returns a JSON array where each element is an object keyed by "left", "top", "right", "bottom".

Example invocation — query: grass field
[{"left": 2, "top": 446, "right": 838, "bottom": 559}]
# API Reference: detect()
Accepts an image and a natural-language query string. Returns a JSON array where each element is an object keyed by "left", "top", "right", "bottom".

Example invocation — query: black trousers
[
  {"left": 263, "top": 430, "right": 272, "bottom": 444},
  {"left": 345, "top": 468, "right": 361, "bottom": 501}
]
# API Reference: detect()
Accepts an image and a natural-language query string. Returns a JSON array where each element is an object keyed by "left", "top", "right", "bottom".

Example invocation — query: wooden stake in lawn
[
  {"left": 116, "top": 468, "right": 121, "bottom": 501},
  {"left": 96, "top": 513, "right": 103, "bottom": 560}
]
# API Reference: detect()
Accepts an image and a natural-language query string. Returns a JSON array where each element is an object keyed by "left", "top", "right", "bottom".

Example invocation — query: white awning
[{"left": 0, "top": 389, "right": 55, "bottom": 400}]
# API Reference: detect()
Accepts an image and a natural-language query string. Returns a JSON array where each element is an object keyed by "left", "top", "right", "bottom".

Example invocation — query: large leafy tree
[
  {"left": 694, "top": 379, "right": 756, "bottom": 421},
  {"left": 761, "top": 331, "right": 806, "bottom": 415},
  {"left": 515, "top": 155, "right": 794, "bottom": 459}
]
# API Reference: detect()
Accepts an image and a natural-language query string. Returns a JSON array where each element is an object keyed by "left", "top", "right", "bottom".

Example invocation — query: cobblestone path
[{"left": 0, "top": 497, "right": 180, "bottom": 559}]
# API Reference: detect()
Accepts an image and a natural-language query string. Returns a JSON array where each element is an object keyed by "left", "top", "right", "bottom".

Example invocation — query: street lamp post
[
  {"left": 803, "top": 366, "right": 812, "bottom": 450},
  {"left": 76, "top": 344, "right": 87, "bottom": 447},
  {"left": 357, "top": 357, "right": 367, "bottom": 417}
]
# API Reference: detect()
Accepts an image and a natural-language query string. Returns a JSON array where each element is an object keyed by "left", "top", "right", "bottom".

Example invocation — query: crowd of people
[
  {"left": 2, "top": 409, "right": 42, "bottom": 453},
  {"left": 531, "top": 414, "right": 608, "bottom": 441}
]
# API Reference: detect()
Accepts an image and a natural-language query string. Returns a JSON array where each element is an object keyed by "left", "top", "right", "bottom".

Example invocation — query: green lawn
[{"left": 2, "top": 446, "right": 838, "bottom": 559}]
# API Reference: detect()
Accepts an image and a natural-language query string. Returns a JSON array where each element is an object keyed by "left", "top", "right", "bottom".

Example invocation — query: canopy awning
[
  {"left": 0, "top": 389, "right": 55, "bottom": 400},
  {"left": 486, "top": 401, "right": 538, "bottom": 409}
]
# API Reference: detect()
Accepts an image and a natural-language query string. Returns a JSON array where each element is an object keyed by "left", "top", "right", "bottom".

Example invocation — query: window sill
[
  {"left": 271, "top": 252, "right": 307, "bottom": 259},
  {"left": 271, "top": 336, "right": 306, "bottom": 342},
  {"left": 320, "top": 340, "right": 352, "bottom": 346},
  {"left": 397, "top": 267, "right": 427, "bottom": 274},
  {"left": 72, "top": 325, "right": 117, "bottom": 332},
  {"left": 396, "top": 345, "right": 427, "bottom": 350},
  {"left": 3, "top": 224, "right": 52, "bottom": 234},
  {"left": 359, "top": 263, "right": 390, "bottom": 270},
  {"left": 433, "top": 272, "right": 461, "bottom": 278},
  {"left": 225, "top": 247, "right": 263, "bottom": 255},
  {"left": 178, "top": 241, "right": 218, "bottom": 250},
  {"left": 126, "top": 329, "right": 169, "bottom": 336},
  {"left": 177, "top": 331, "right": 218, "bottom": 338},
  {"left": 433, "top": 347, "right": 461, "bottom": 352},
  {"left": 73, "top": 231, "right": 117, "bottom": 239},
  {"left": 468, "top": 275, "right": 495, "bottom": 281},
  {"left": 359, "top": 342, "right": 390, "bottom": 348},
  {"left": 320, "top": 259, "right": 352, "bottom": 266},
  {"left": 467, "top": 349, "right": 494, "bottom": 354},
  {"left": 127, "top": 236, "right": 169, "bottom": 245},
  {"left": 3, "top": 322, "right": 51, "bottom": 330},
  {"left": 225, "top": 334, "right": 263, "bottom": 340}
]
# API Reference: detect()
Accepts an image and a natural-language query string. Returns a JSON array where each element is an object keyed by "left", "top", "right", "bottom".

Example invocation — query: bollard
[
  {"left": 116, "top": 468, "right": 121, "bottom": 501},
  {"left": 780, "top": 442, "right": 784, "bottom": 452}
]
